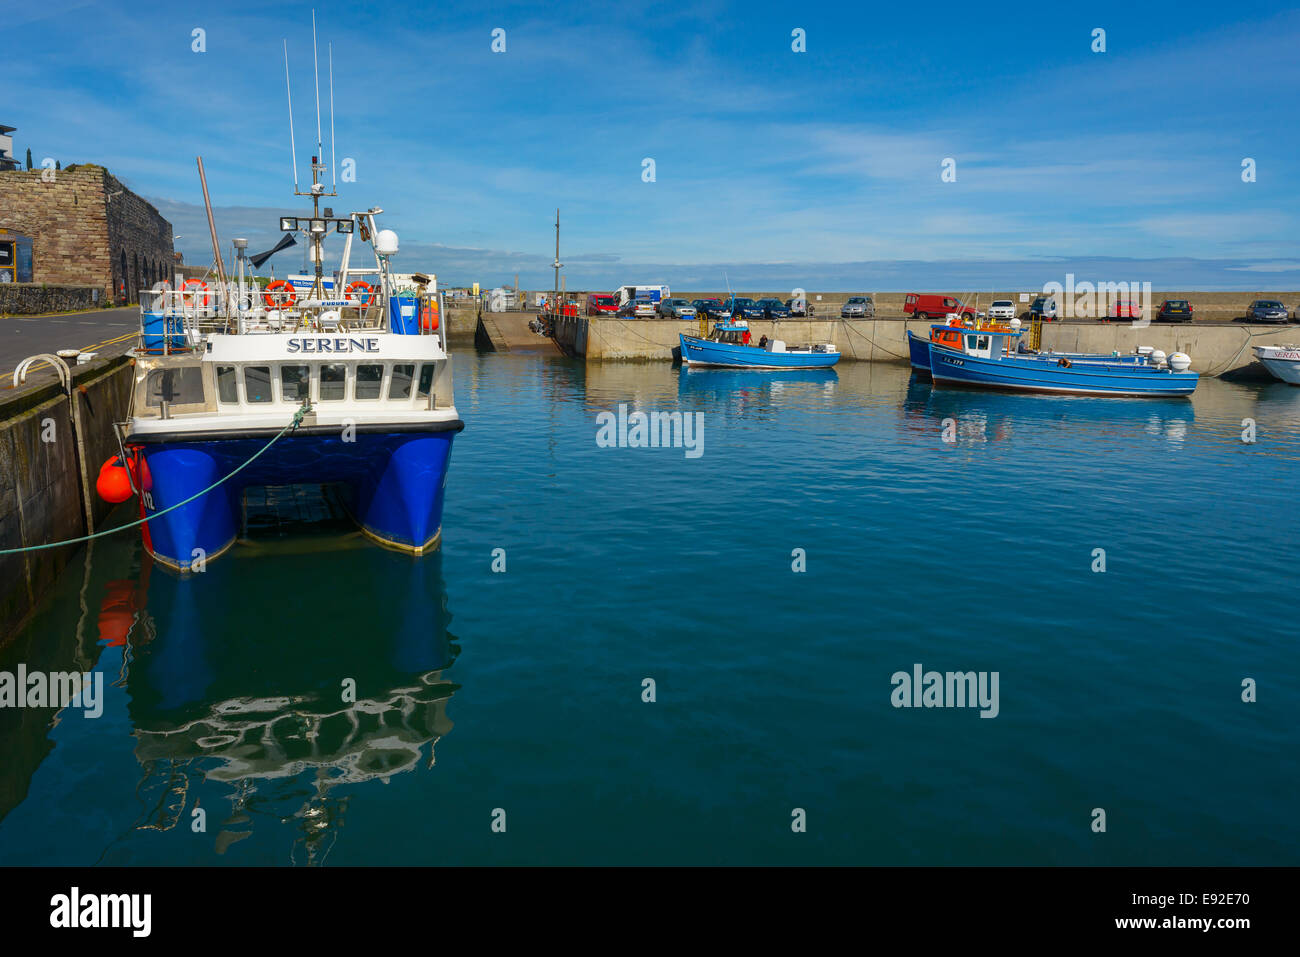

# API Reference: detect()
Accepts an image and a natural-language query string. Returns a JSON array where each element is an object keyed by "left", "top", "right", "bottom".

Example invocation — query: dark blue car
[
  {"left": 755, "top": 298, "right": 791, "bottom": 319},
  {"left": 692, "top": 298, "right": 732, "bottom": 322},
  {"left": 728, "top": 297, "right": 764, "bottom": 321}
]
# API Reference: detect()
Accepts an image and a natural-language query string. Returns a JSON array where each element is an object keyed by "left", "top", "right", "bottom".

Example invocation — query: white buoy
[
  {"left": 1010, "top": 317, "right": 1022, "bottom": 330},
  {"left": 1168, "top": 352, "right": 1192, "bottom": 372}
]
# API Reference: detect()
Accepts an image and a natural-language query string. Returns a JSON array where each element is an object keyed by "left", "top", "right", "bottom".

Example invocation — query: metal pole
[{"left": 196, "top": 156, "right": 228, "bottom": 291}]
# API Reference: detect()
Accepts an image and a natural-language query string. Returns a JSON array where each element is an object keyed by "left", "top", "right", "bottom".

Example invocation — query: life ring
[
  {"left": 181, "top": 279, "right": 210, "bottom": 308},
  {"left": 420, "top": 299, "right": 440, "bottom": 331},
  {"left": 346, "top": 280, "right": 375, "bottom": 305},
  {"left": 263, "top": 280, "right": 297, "bottom": 309}
]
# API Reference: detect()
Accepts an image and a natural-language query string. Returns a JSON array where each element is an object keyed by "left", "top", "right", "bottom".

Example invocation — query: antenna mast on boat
[
  {"left": 312, "top": 10, "right": 323, "bottom": 168},
  {"left": 328, "top": 42, "right": 337, "bottom": 192},
  {"left": 283, "top": 40, "right": 299, "bottom": 194},
  {"left": 282, "top": 12, "right": 339, "bottom": 300}
]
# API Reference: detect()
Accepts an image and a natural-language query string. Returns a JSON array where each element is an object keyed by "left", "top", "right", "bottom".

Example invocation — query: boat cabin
[
  {"left": 929, "top": 324, "right": 1021, "bottom": 360},
  {"left": 710, "top": 319, "right": 750, "bottom": 344}
]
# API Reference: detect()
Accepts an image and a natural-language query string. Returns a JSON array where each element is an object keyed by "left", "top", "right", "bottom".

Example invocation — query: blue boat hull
[
  {"left": 679, "top": 334, "right": 839, "bottom": 368},
  {"left": 906, "top": 330, "right": 932, "bottom": 375},
  {"left": 129, "top": 424, "right": 462, "bottom": 570},
  {"left": 929, "top": 346, "right": 1197, "bottom": 396}
]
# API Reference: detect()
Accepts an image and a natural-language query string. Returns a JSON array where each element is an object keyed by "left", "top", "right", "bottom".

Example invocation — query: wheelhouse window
[
  {"left": 144, "top": 366, "right": 205, "bottom": 407},
  {"left": 245, "top": 366, "right": 272, "bottom": 403},
  {"left": 356, "top": 364, "right": 384, "bottom": 400},
  {"left": 417, "top": 363, "right": 436, "bottom": 399},
  {"left": 216, "top": 366, "right": 238, "bottom": 404},
  {"left": 389, "top": 363, "right": 414, "bottom": 399},
  {"left": 281, "top": 364, "right": 311, "bottom": 402},
  {"left": 320, "top": 364, "right": 346, "bottom": 401}
]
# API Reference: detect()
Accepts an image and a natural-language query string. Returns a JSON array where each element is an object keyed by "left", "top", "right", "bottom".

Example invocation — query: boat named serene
[
  {"left": 106, "top": 154, "right": 461, "bottom": 571},
  {"left": 1253, "top": 344, "right": 1300, "bottom": 385}
]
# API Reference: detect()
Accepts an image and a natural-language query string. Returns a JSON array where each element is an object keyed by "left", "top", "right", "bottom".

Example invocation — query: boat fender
[
  {"left": 95, "top": 455, "right": 135, "bottom": 504},
  {"left": 421, "top": 299, "right": 440, "bottom": 331}
]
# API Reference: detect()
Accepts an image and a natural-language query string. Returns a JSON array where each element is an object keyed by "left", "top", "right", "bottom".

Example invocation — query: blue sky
[{"left": 5, "top": 0, "right": 1300, "bottom": 289}]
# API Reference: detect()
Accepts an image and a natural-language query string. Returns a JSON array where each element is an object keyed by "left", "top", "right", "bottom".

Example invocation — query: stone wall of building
[
  {"left": 102, "top": 168, "right": 174, "bottom": 302},
  {"left": 0, "top": 165, "right": 173, "bottom": 304},
  {"left": 0, "top": 283, "right": 104, "bottom": 315},
  {"left": 0, "top": 166, "right": 111, "bottom": 293}
]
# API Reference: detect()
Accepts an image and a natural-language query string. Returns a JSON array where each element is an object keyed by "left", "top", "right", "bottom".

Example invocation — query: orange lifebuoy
[
  {"left": 263, "top": 279, "right": 297, "bottom": 309},
  {"left": 346, "top": 280, "right": 375, "bottom": 305},
  {"left": 420, "top": 300, "right": 440, "bottom": 331},
  {"left": 181, "top": 279, "right": 210, "bottom": 308}
]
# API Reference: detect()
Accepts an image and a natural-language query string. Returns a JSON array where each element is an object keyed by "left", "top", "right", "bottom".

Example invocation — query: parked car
[
  {"left": 1028, "top": 296, "right": 1059, "bottom": 321},
  {"left": 840, "top": 296, "right": 875, "bottom": 318},
  {"left": 987, "top": 300, "right": 1016, "bottom": 321},
  {"left": 619, "top": 297, "right": 657, "bottom": 318},
  {"left": 754, "top": 297, "right": 791, "bottom": 320},
  {"left": 1156, "top": 299, "right": 1193, "bottom": 322},
  {"left": 657, "top": 298, "right": 697, "bottom": 319},
  {"left": 586, "top": 293, "right": 619, "bottom": 316},
  {"left": 785, "top": 297, "right": 813, "bottom": 317},
  {"left": 1106, "top": 300, "right": 1143, "bottom": 321},
  {"left": 904, "top": 293, "right": 976, "bottom": 321},
  {"left": 1245, "top": 299, "right": 1289, "bottom": 323},
  {"left": 692, "top": 298, "right": 732, "bottom": 322},
  {"left": 728, "top": 297, "right": 764, "bottom": 321}
]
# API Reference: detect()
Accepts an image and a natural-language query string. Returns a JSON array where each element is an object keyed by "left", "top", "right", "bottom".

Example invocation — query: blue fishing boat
[
  {"left": 679, "top": 319, "right": 839, "bottom": 369},
  {"left": 99, "top": 38, "right": 461, "bottom": 571},
  {"left": 927, "top": 328, "right": 1198, "bottom": 397},
  {"left": 909, "top": 322, "right": 1149, "bottom": 378}
]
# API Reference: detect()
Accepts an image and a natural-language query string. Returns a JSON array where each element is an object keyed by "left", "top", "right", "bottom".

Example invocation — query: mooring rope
[{"left": 0, "top": 402, "right": 311, "bottom": 557}]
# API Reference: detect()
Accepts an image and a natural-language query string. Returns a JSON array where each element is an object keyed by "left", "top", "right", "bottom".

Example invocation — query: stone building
[{"left": 0, "top": 164, "right": 174, "bottom": 304}]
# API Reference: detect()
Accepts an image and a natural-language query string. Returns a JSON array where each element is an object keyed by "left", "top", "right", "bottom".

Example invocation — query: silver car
[{"left": 841, "top": 296, "right": 874, "bottom": 318}]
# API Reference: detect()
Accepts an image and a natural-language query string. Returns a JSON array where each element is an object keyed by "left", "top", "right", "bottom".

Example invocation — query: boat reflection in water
[
  {"left": 676, "top": 366, "right": 838, "bottom": 417},
  {"left": 901, "top": 376, "right": 1196, "bottom": 446},
  {"left": 119, "top": 515, "right": 459, "bottom": 864}
]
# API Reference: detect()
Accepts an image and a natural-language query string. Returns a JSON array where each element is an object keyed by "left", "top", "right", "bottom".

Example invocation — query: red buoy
[{"left": 95, "top": 455, "right": 134, "bottom": 504}]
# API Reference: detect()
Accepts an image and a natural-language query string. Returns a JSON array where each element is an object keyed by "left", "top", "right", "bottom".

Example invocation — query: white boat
[
  {"left": 97, "top": 33, "right": 461, "bottom": 572},
  {"left": 1253, "top": 344, "right": 1300, "bottom": 385}
]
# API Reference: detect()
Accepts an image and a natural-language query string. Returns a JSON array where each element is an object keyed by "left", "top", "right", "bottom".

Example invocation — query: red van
[
  {"left": 904, "top": 293, "right": 976, "bottom": 321},
  {"left": 586, "top": 293, "right": 619, "bottom": 316}
]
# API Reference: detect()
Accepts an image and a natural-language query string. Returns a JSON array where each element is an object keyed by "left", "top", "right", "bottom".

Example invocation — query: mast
[{"left": 552, "top": 209, "right": 561, "bottom": 314}]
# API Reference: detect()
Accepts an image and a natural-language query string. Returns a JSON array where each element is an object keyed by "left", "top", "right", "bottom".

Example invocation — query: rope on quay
[
  {"left": 0, "top": 402, "right": 311, "bottom": 557},
  {"left": 840, "top": 319, "right": 908, "bottom": 360}
]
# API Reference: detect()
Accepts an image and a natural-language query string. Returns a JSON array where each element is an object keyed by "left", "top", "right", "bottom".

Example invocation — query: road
[{"left": 0, "top": 307, "right": 139, "bottom": 389}]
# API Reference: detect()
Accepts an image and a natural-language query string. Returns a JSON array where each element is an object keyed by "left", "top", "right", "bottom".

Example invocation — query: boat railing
[{"left": 138, "top": 283, "right": 448, "bottom": 351}]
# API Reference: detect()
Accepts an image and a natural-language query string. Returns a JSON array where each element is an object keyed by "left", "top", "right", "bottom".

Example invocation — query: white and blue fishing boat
[
  {"left": 679, "top": 319, "right": 839, "bottom": 369},
  {"left": 101, "top": 38, "right": 461, "bottom": 571},
  {"left": 908, "top": 322, "right": 1148, "bottom": 378},
  {"left": 927, "top": 328, "right": 1198, "bottom": 397}
]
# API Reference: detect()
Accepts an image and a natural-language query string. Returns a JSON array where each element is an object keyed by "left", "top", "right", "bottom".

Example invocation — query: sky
[{"left": 4, "top": 0, "right": 1300, "bottom": 290}]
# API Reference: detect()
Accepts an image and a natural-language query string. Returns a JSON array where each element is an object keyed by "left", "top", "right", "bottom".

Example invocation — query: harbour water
[{"left": 1, "top": 356, "right": 1296, "bottom": 865}]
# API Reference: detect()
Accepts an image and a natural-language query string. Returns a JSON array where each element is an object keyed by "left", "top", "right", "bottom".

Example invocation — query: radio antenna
[
  {"left": 312, "top": 10, "right": 323, "bottom": 163},
  {"left": 283, "top": 40, "right": 299, "bottom": 192},
  {"left": 328, "top": 42, "right": 337, "bottom": 190}
]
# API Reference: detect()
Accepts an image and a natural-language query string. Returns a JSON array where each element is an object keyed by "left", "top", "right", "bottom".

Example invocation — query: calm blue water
[{"left": 1, "top": 355, "right": 1297, "bottom": 865}]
